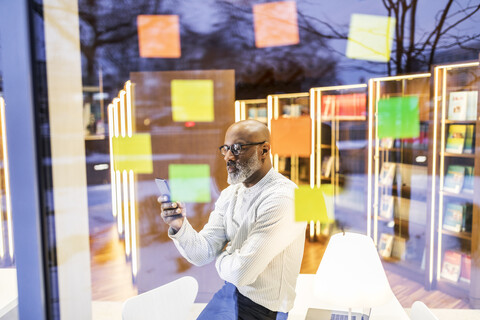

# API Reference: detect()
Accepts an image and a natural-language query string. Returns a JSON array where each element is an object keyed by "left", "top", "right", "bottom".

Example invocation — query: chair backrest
[
  {"left": 122, "top": 276, "right": 198, "bottom": 320},
  {"left": 410, "top": 301, "right": 439, "bottom": 320}
]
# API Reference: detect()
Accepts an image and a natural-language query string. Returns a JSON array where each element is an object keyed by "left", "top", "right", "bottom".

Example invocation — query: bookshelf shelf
[
  {"left": 369, "top": 73, "right": 432, "bottom": 291},
  {"left": 443, "top": 153, "right": 475, "bottom": 159},
  {"left": 441, "top": 229, "right": 472, "bottom": 241},
  {"left": 431, "top": 61, "right": 479, "bottom": 307},
  {"left": 444, "top": 120, "right": 477, "bottom": 124},
  {"left": 441, "top": 190, "right": 474, "bottom": 201}
]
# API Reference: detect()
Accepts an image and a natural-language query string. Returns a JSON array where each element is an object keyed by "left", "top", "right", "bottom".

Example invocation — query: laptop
[{"left": 305, "top": 307, "right": 371, "bottom": 320}]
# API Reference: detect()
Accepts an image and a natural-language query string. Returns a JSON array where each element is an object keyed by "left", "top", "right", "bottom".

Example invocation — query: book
[
  {"left": 443, "top": 165, "right": 465, "bottom": 193},
  {"left": 378, "top": 233, "right": 394, "bottom": 258},
  {"left": 379, "top": 194, "right": 394, "bottom": 219},
  {"left": 379, "top": 162, "right": 396, "bottom": 186},
  {"left": 380, "top": 137, "right": 394, "bottom": 149},
  {"left": 463, "top": 166, "right": 474, "bottom": 193},
  {"left": 448, "top": 91, "right": 468, "bottom": 120},
  {"left": 466, "top": 91, "right": 478, "bottom": 120},
  {"left": 443, "top": 203, "right": 464, "bottom": 232},
  {"left": 391, "top": 236, "right": 406, "bottom": 261},
  {"left": 445, "top": 125, "right": 466, "bottom": 154},
  {"left": 463, "top": 124, "right": 474, "bottom": 154},
  {"left": 441, "top": 250, "right": 462, "bottom": 282},
  {"left": 321, "top": 156, "right": 333, "bottom": 178},
  {"left": 462, "top": 204, "right": 472, "bottom": 233},
  {"left": 460, "top": 254, "right": 471, "bottom": 284}
]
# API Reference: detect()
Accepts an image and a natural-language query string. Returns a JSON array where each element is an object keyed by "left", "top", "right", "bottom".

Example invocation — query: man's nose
[{"left": 223, "top": 149, "right": 235, "bottom": 162}]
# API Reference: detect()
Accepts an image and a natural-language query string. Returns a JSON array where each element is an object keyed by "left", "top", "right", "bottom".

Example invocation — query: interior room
[{"left": 1, "top": 1, "right": 480, "bottom": 319}]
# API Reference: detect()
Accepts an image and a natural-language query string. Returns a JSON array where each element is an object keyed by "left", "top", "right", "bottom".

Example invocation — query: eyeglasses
[{"left": 218, "top": 141, "right": 265, "bottom": 156}]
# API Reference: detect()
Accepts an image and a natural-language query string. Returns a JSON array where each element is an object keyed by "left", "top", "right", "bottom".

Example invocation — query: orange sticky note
[
  {"left": 271, "top": 116, "right": 311, "bottom": 157},
  {"left": 137, "top": 15, "right": 181, "bottom": 58},
  {"left": 253, "top": 1, "right": 300, "bottom": 48}
]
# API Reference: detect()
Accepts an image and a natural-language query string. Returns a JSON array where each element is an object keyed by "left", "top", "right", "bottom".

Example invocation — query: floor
[{"left": 90, "top": 225, "right": 470, "bottom": 309}]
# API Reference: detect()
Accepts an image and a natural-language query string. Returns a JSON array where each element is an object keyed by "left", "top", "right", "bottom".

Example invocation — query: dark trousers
[{"left": 197, "top": 282, "right": 288, "bottom": 320}]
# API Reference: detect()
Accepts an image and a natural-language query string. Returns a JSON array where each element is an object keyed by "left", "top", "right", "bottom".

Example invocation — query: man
[{"left": 160, "top": 120, "right": 306, "bottom": 319}]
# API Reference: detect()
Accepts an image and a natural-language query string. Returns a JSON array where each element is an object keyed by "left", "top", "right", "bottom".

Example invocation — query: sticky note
[
  {"left": 253, "top": 1, "right": 300, "bottom": 48},
  {"left": 137, "top": 15, "right": 181, "bottom": 58},
  {"left": 169, "top": 164, "right": 211, "bottom": 203},
  {"left": 346, "top": 13, "right": 395, "bottom": 62},
  {"left": 171, "top": 80, "right": 214, "bottom": 122},
  {"left": 271, "top": 116, "right": 311, "bottom": 157},
  {"left": 378, "top": 96, "right": 420, "bottom": 139},
  {"left": 295, "top": 185, "right": 334, "bottom": 222},
  {"left": 112, "top": 133, "right": 153, "bottom": 173}
]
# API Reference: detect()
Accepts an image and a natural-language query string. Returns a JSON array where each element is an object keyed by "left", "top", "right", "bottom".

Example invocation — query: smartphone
[{"left": 155, "top": 178, "right": 171, "bottom": 202}]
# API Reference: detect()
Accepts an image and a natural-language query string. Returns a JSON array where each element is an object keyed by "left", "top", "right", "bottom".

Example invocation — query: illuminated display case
[
  {"left": 267, "top": 92, "right": 317, "bottom": 239},
  {"left": 235, "top": 99, "right": 268, "bottom": 124},
  {"left": 431, "top": 61, "right": 480, "bottom": 307},
  {"left": 368, "top": 73, "right": 433, "bottom": 288},
  {"left": 310, "top": 84, "right": 368, "bottom": 235}
]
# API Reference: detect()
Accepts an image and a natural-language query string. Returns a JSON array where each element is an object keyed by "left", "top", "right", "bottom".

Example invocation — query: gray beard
[{"left": 227, "top": 150, "right": 262, "bottom": 185}]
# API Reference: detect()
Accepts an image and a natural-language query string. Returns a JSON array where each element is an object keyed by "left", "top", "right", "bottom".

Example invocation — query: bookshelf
[
  {"left": 234, "top": 99, "right": 268, "bottom": 124},
  {"left": 431, "top": 61, "right": 479, "bottom": 307},
  {"left": 368, "top": 73, "right": 433, "bottom": 288},
  {"left": 267, "top": 93, "right": 317, "bottom": 239},
  {"left": 309, "top": 84, "right": 368, "bottom": 235}
]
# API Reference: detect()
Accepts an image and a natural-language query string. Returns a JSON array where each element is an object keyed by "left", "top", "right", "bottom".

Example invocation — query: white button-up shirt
[{"left": 169, "top": 168, "right": 307, "bottom": 312}]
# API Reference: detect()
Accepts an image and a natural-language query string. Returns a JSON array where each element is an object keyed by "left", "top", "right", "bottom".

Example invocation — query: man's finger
[{"left": 161, "top": 202, "right": 178, "bottom": 210}]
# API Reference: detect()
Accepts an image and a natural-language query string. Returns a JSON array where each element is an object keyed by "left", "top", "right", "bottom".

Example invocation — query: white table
[
  {"left": 0, "top": 268, "right": 18, "bottom": 320},
  {"left": 288, "top": 274, "right": 409, "bottom": 320}
]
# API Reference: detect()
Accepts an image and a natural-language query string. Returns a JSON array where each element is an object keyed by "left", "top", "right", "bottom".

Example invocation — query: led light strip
[
  {"left": 129, "top": 170, "right": 138, "bottom": 277},
  {"left": 108, "top": 104, "right": 117, "bottom": 218}
]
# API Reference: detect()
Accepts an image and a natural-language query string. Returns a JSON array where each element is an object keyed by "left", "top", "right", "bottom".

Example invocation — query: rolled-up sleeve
[{"left": 169, "top": 194, "right": 229, "bottom": 266}]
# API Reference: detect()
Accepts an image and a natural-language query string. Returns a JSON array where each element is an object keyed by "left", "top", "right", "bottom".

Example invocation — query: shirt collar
[{"left": 244, "top": 168, "right": 275, "bottom": 195}]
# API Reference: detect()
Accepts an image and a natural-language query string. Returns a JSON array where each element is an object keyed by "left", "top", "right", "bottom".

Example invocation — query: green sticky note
[
  {"left": 378, "top": 96, "right": 420, "bottom": 139},
  {"left": 346, "top": 13, "right": 396, "bottom": 62},
  {"left": 295, "top": 185, "right": 334, "bottom": 223},
  {"left": 112, "top": 133, "right": 153, "bottom": 173},
  {"left": 169, "top": 164, "right": 211, "bottom": 203},
  {"left": 171, "top": 79, "right": 214, "bottom": 122}
]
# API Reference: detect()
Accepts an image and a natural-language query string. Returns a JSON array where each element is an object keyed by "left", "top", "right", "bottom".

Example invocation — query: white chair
[
  {"left": 410, "top": 301, "right": 439, "bottom": 320},
  {"left": 122, "top": 276, "right": 198, "bottom": 320}
]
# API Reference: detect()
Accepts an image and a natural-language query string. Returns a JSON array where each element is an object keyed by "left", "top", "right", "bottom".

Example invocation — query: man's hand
[{"left": 158, "top": 195, "right": 186, "bottom": 232}]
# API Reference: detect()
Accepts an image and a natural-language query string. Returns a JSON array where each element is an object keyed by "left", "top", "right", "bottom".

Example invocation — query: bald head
[{"left": 226, "top": 120, "right": 270, "bottom": 143}]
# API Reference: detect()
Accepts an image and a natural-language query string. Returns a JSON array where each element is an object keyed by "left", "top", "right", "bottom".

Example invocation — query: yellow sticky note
[
  {"left": 346, "top": 13, "right": 395, "bottom": 62},
  {"left": 295, "top": 185, "right": 334, "bottom": 222},
  {"left": 171, "top": 79, "right": 214, "bottom": 122},
  {"left": 112, "top": 133, "right": 153, "bottom": 173}
]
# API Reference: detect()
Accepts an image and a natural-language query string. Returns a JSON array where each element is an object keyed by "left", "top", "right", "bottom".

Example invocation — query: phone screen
[{"left": 155, "top": 178, "right": 171, "bottom": 202}]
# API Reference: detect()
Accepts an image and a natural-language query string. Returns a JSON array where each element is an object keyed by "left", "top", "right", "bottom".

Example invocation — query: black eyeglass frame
[{"left": 218, "top": 141, "right": 266, "bottom": 156}]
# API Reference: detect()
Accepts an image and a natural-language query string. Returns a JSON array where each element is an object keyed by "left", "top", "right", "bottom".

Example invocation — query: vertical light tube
[
  {"left": 309, "top": 89, "right": 315, "bottom": 189},
  {"left": 437, "top": 67, "right": 448, "bottom": 279},
  {"left": 234, "top": 101, "right": 241, "bottom": 122},
  {"left": 119, "top": 90, "right": 126, "bottom": 138},
  {"left": 367, "top": 80, "right": 374, "bottom": 239},
  {"left": 125, "top": 81, "right": 133, "bottom": 138},
  {"left": 240, "top": 102, "right": 246, "bottom": 121},
  {"left": 129, "top": 170, "right": 138, "bottom": 277},
  {"left": 373, "top": 81, "right": 380, "bottom": 244},
  {"left": 309, "top": 220, "right": 314, "bottom": 240},
  {"left": 0, "top": 98, "right": 5, "bottom": 258},
  {"left": 108, "top": 104, "right": 117, "bottom": 218},
  {"left": 0, "top": 98, "right": 13, "bottom": 259},
  {"left": 116, "top": 170, "right": 123, "bottom": 235},
  {"left": 123, "top": 170, "right": 130, "bottom": 257},
  {"left": 430, "top": 66, "right": 440, "bottom": 284},
  {"left": 317, "top": 90, "right": 322, "bottom": 188}
]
